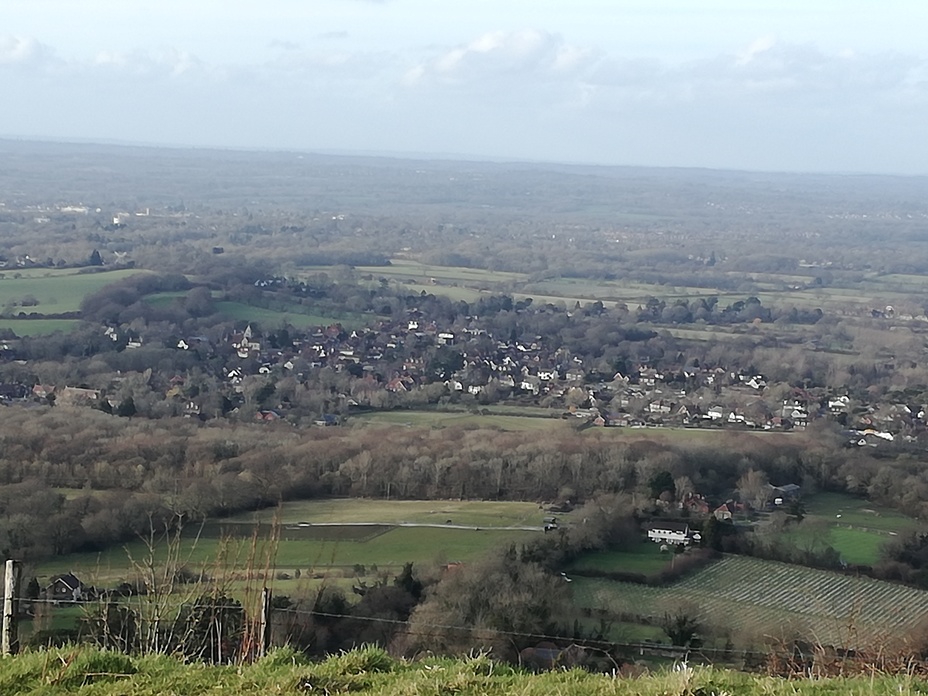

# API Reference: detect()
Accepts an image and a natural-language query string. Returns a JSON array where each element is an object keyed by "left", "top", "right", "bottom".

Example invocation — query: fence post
[
  {"left": 2, "top": 559, "right": 22, "bottom": 656},
  {"left": 257, "top": 587, "right": 272, "bottom": 660}
]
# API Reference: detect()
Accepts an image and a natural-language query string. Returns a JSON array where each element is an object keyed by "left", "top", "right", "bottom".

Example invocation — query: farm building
[
  {"left": 646, "top": 521, "right": 701, "bottom": 546},
  {"left": 769, "top": 483, "right": 801, "bottom": 506},
  {"left": 45, "top": 573, "right": 85, "bottom": 603}
]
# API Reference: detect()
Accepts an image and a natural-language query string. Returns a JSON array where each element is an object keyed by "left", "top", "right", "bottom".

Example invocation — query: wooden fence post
[
  {"left": 257, "top": 587, "right": 272, "bottom": 660},
  {"left": 2, "top": 559, "right": 22, "bottom": 656}
]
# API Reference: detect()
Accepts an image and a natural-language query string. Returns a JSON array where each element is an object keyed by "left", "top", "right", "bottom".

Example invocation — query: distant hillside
[{"left": 1, "top": 646, "right": 925, "bottom": 695}]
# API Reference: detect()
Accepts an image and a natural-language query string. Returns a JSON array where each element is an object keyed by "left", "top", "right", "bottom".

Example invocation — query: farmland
[
  {"left": 0, "top": 267, "right": 145, "bottom": 314},
  {"left": 227, "top": 498, "right": 546, "bottom": 527},
  {"left": 351, "top": 409, "right": 566, "bottom": 431},
  {"left": 799, "top": 492, "right": 922, "bottom": 565},
  {"left": 213, "top": 301, "right": 364, "bottom": 330},
  {"left": 35, "top": 499, "right": 546, "bottom": 588},
  {"left": 567, "top": 541, "right": 671, "bottom": 576},
  {"left": 0, "top": 318, "right": 79, "bottom": 336},
  {"left": 571, "top": 555, "right": 928, "bottom": 648},
  {"left": 343, "top": 258, "right": 928, "bottom": 320}
]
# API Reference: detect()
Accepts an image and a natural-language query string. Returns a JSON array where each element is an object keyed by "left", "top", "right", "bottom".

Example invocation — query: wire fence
[{"left": 8, "top": 592, "right": 788, "bottom": 668}]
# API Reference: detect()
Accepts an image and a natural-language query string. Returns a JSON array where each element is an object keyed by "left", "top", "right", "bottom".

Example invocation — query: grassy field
[
  {"left": 571, "top": 555, "right": 928, "bottom": 648},
  {"left": 354, "top": 260, "right": 525, "bottom": 285},
  {"left": 226, "top": 499, "right": 546, "bottom": 527},
  {"left": 6, "top": 646, "right": 928, "bottom": 696},
  {"left": 0, "top": 318, "right": 80, "bottom": 335},
  {"left": 0, "top": 268, "right": 145, "bottom": 314},
  {"left": 567, "top": 542, "right": 671, "bottom": 576},
  {"left": 351, "top": 409, "right": 566, "bottom": 431},
  {"left": 35, "top": 499, "right": 547, "bottom": 588},
  {"left": 801, "top": 492, "right": 921, "bottom": 565},
  {"left": 300, "top": 257, "right": 928, "bottom": 327},
  {"left": 37, "top": 526, "right": 536, "bottom": 588},
  {"left": 213, "top": 301, "right": 365, "bottom": 330}
]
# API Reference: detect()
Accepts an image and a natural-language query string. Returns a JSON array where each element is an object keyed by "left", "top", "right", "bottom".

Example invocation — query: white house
[{"left": 646, "top": 521, "right": 701, "bottom": 546}]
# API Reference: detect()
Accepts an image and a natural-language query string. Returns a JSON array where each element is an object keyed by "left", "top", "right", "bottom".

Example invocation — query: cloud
[
  {"left": 0, "top": 35, "right": 55, "bottom": 68},
  {"left": 90, "top": 47, "right": 206, "bottom": 79},
  {"left": 403, "top": 29, "right": 597, "bottom": 88},
  {"left": 269, "top": 39, "right": 302, "bottom": 51},
  {"left": 579, "top": 39, "right": 928, "bottom": 112}
]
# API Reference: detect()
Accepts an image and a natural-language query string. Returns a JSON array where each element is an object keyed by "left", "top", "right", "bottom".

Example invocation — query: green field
[
  {"left": 0, "top": 268, "right": 145, "bottom": 314},
  {"left": 352, "top": 409, "right": 565, "bottom": 431},
  {"left": 572, "top": 555, "right": 928, "bottom": 648},
  {"left": 36, "top": 499, "right": 546, "bottom": 588},
  {"left": 37, "top": 526, "right": 536, "bottom": 588},
  {"left": 567, "top": 542, "right": 671, "bottom": 576},
  {"left": 308, "top": 258, "right": 928, "bottom": 335},
  {"left": 214, "top": 301, "right": 365, "bottom": 329},
  {"left": 227, "top": 498, "right": 546, "bottom": 527},
  {"left": 802, "top": 492, "right": 921, "bottom": 564},
  {"left": 354, "top": 260, "right": 525, "bottom": 285},
  {"left": 0, "top": 318, "right": 80, "bottom": 335}
]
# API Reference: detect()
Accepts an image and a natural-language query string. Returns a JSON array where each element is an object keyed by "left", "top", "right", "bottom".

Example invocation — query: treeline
[{"left": 0, "top": 408, "right": 925, "bottom": 561}]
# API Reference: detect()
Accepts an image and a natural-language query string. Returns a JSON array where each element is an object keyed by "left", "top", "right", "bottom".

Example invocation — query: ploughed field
[{"left": 571, "top": 555, "right": 928, "bottom": 649}]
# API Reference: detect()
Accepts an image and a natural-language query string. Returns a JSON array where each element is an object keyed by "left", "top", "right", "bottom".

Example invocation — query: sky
[{"left": 2, "top": 0, "right": 927, "bottom": 174}]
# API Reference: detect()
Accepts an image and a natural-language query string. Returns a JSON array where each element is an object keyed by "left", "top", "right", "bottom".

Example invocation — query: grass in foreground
[{"left": 2, "top": 645, "right": 928, "bottom": 695}]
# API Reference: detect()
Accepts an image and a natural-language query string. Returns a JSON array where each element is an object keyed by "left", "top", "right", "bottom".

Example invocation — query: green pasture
[
  {"left": 571, "top": 555, "right": 928, "bottom": 648},
  {"left": 587, "top": 425, "right": 791, "bottom": 443},
  {"left": 36, "top": 525, "right": 537, "bottom": 588},
  {"left": 797, "top": 492, "right": 921, "bottom": 564},
  {"left": 0, "top": 318, "right": 80, "bottom": 336},
  {"left": 355, "top": 259, "right": 525, "bottom": 285},
  {"left": 227, "top": 498, "right": 546, "bottom": 527},
  {"left": 828, "top": 527, "right": 888, "bottom": 565},
  {"left": 395, "top": 282, "right": 485, "bottom": 302},
  {"left": 805, "top": 492, "right": 919, "bottom": 534},
  {"left": 567, "top": 542, "right": 671, "bottom": 576},
  {"left": 351, "top": 409, "right": 564, "bottom": 431},
  {"left": 0, "top": 268, "right": 145, "bottom": 314},
  {"left": 214, "top": 301, "right": 365, "bottom": 330}
]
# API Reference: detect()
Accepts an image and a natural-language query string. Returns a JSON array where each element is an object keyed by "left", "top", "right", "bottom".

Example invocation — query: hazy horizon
[{"left": 4, "top": 1, "right": 927, "bottom": 176}]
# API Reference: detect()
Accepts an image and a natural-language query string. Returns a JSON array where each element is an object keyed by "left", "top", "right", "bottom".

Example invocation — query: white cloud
[
  {"left": 405, "top": 29, "right": 596, "bottom": 88},
  {"left": 736, "top": 36, "right": 778, "bottom": 67},
  {"left": 0, "top": 35, "right": 55, "bottom": 67}
]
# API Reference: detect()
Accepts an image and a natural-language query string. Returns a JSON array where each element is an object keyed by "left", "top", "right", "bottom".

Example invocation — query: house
[
  {"left": 769, "top": 483, "right": 801, "bottom": 506},
  {"left": 32, "top": 384, "right": 55, "bottom": 399},
  {"left": 680, "top": 494, "right": 710, "bottom": 515},
  {"left": 648, "top": 400, "right": 672, "bottom": 415},
  {"left": 646, "top": 521, "right": 701, "bottom": 546},
  {"left": 713, "top": 503, "right": 734, "bottom": 521},
  {"left": 0, "top": 383, "right": 28, "bottom": 401},
  {"left": 46, "top": 573, "right": 85, "bottom": 603},
  {"left": 255, "top": 410, "right": 282, "bottom": 422},
  {"left": 56, "top": 386, "right": 100, "bottom": 406}
]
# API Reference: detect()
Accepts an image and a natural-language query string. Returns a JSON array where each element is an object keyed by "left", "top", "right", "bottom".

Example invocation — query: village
[{"left": 0, "top": 296, "right": 915, "bottom": 447}]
